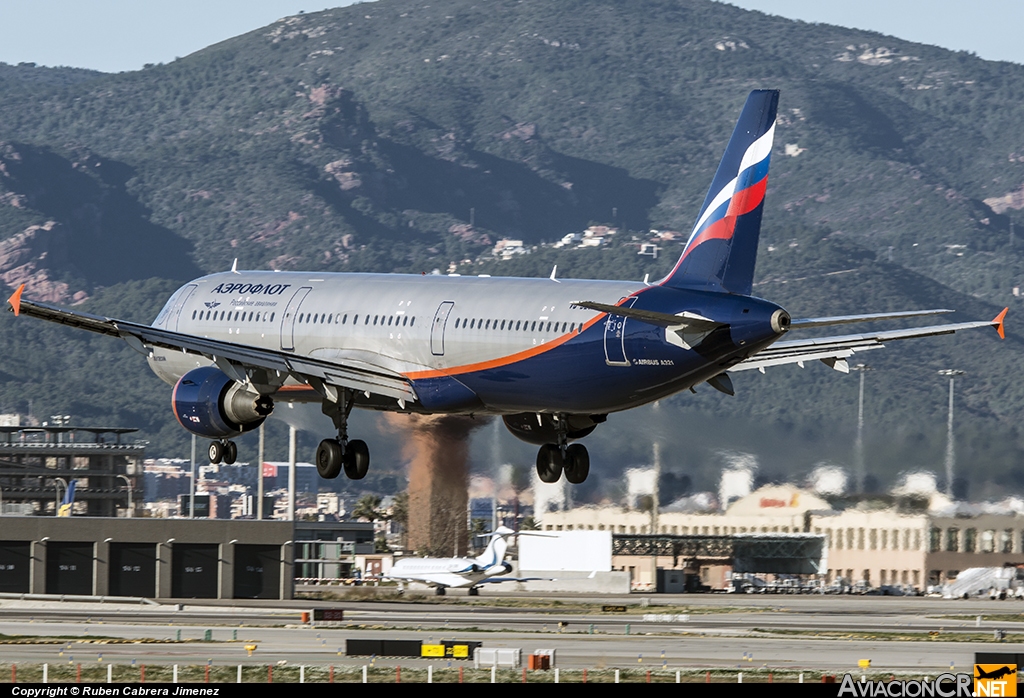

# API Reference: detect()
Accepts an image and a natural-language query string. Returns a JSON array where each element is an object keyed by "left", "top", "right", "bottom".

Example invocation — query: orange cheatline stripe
[
  {"left": 404, "top": 310, "right": 614, "bottom": 380},
  {"left": 7, "top": 284, "right": 24, "bottom": 316}
]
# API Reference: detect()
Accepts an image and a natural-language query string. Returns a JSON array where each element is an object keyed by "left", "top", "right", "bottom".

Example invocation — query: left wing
[
  {"left": 732, "top": 309, "right": 1007, "bottom": 374},
  {"left": 7, "top": 285, "right": 417, "bottom": 404}
]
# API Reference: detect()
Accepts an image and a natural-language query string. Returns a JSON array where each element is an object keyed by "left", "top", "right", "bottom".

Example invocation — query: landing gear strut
[
  {"left": 534, "top": 414, "right": 590, "bottom": 484},
  {"left": 316, "top": 391, "right": 371, "bottom": 480},
  {"left": 208, "top": 439, "right": 237, "bottom": 465}
]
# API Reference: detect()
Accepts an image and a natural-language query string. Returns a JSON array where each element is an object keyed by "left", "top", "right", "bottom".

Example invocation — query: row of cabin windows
[
  {"left": 454, "top": 318, "right": 579, "bottom": 334},
  {"left": 296, "top": 312, "right": 417, "bottom": 328},
  {"left": 193, "top": 309, "right": 276, "bottom": 323}
]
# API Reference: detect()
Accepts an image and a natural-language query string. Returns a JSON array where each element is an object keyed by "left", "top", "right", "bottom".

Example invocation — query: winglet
[
  {"left": 7, "top": 284, "right": 24, "bottom": 316},
  {"left": 993, "top": 307, "right": 1008, "bottom": 339}
]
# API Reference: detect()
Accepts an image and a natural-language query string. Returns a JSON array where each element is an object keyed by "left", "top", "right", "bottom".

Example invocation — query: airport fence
[{"left": 0, "top": 663, "right": 904, "bottom": 683}]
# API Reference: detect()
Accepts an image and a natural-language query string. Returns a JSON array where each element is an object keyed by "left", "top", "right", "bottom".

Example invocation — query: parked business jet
[
  {"left": 7, "top": 90, "right": 1007, "bottom": 485},
  {"left": 386, "top": 526, "right": 538, "bottom": 595}
]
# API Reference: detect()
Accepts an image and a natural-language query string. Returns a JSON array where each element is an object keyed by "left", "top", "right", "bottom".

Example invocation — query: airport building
[
  {"left": 539, "top": 484, "right": 1024, "bottom": 591},
  {"left": 0, "top": 517, "right": 379, "bottom": 600},
  {"left": 0, "top": 425, "right": 143, "bottom": 517}
]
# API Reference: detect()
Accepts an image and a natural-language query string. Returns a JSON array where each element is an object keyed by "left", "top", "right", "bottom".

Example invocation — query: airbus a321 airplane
[
  {"left": 7, "top": 90, "right": 1007, "bottom": 485},
  {"left": 386, "top": 526, "right": 540, "bottom": 596}
]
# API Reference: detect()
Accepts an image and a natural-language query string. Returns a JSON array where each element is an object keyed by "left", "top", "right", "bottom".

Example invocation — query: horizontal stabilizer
[
  {"left": 790, "top": 309, "right": 953, "bottom": 329},
  {"left": 571, "top": 301, "right": 722, "bottom": 332},
  {"left": 572, "top": 300, "right": 724, "bottom": 350}
]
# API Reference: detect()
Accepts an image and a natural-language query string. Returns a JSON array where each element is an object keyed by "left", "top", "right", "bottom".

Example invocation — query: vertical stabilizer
[
  {"left": 474, "top": 526, "right": 513, "bottom": 567},
  {"left": 57, "top": 479, "right": 77, "bottom": 517},
  {"left": 661, "top": 89, "right": 779, "bottom": 295}
]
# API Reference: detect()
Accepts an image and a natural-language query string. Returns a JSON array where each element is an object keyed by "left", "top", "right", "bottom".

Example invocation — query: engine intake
[{"left": 172, "top": 366, "right": 273, "bottom": 439}]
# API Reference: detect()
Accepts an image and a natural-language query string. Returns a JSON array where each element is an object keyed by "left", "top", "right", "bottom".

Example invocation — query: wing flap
[{"left": 8, "top": 291, "right": 417, "bottom": 402}]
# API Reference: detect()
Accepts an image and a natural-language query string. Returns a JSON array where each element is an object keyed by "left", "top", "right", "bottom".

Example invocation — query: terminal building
[
  {"left": 0, "top": 425, "right": 143, "bottom": 517},
  {"left": 0, "top": 422, "right": 393, "bottom": 600},
  {"left": 539, "top": 484, "right": 1024, "bottom": 591}
]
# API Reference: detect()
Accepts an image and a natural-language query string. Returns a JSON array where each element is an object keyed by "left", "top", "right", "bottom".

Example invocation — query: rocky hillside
[{"left": 1, "top": 0, "right": 1024, "bottom": 496}]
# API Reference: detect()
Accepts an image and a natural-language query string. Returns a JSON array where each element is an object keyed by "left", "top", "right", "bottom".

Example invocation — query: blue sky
[{"left": 2, "top": 1, "right": 1022, "bottom": 73}]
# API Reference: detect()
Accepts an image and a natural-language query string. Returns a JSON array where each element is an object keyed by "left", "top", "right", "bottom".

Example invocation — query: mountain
[{"left": 0, "top": 0, "right": 1022, "bottom": 497}]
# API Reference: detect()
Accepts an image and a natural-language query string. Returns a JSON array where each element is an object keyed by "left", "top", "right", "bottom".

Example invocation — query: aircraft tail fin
[
  {"left": 474, "top": 526, "right": 514, "bottom": 568},
  {"left": 661, "top": 89, "right": 779, "bottom": 295},
  {"left": 57, "top": 480, "right": 76, "bottom": 517}
]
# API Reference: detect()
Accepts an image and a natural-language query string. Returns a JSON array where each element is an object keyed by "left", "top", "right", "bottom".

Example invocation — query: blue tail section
[
  {"left": 57, "top": 479, "right": 76, "bottom": 517},
  {"left": 661, "top": 89, "right": 779, "bottom": 295}
]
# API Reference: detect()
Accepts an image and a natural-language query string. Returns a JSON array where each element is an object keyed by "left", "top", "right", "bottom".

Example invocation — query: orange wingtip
[
  {"left": 993, "top": 307, "right": 1008, "bottom": 339},
  {"left": 6, "top": 284, "right": 24, "bottom": 316}
]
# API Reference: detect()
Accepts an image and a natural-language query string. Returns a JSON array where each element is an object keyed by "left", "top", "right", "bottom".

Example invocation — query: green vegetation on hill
[{"left": 0, "top": 0, "right": 1023, "bottom": 497}]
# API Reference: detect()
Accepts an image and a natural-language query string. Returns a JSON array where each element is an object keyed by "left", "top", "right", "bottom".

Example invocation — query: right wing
[
  {"left": 732, "top": 309, "right": 1007, "bottom": 374},
  {"left": 7, "top": 285, "right": 417, "bottom": 404}
]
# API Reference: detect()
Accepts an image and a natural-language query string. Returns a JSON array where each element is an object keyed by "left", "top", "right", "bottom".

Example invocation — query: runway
[{"left": 0, "top": 594, "right": 1018, "bottom": 673}]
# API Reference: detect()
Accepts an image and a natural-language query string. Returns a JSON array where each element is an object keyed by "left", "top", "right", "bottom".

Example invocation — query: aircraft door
[
  {"left": 280, "top": 287, "right": 313, "bottom": 351},
  {"left": 603, "top": 296, "right": 637, "bottom": 366},
  {"left": 167, "top": 284, "right": 197, "bottom": 331},
  {"left": 430, "top": 301, "right": 455, "bottom": 356}
]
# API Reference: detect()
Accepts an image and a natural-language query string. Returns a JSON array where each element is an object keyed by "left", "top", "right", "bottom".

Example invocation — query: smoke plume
[{"left": 384, "top": 413, "right": 489, "bottom": 556}]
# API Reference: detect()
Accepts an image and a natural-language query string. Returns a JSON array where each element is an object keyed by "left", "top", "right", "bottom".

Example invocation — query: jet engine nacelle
[
  {"left": 501, "top": 413, "right": 603, "bottom": 446},
  {"left": 172, "top": 366, "right": 273, "bottom": 439}
]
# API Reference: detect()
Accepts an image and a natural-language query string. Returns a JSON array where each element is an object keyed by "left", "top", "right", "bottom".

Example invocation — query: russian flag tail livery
[{"left": 661, "top": 89, "right": 779, "bottom": 295}]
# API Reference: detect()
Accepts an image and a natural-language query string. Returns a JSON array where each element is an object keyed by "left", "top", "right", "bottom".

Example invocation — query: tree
[{"left": 352, "top": 494, "right": 383, "bottom": 522}]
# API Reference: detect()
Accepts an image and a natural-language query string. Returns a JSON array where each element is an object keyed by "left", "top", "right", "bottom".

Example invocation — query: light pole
[
  {"left": 938, "top": 369, "right": 965, "bottom": 498},
  {"left": 116, "top": 474, "right": 133, "bottom": 518},
  {"left": 850, "top": 364, "right": 872, "bottom": 492},
  {"left": 53, "top": 477, "right": 68, "bottom": 516},
  {"left": 190, "top": 434, "right": 196, "bottom": 519}
]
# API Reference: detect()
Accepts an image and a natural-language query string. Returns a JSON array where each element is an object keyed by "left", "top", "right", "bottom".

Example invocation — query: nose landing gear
[{"left": 208, "top": 439, "right": 237, "bottom": 465}]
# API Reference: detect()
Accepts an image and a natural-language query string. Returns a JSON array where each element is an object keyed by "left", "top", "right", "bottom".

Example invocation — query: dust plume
[{"left": 384, "top": 413, "right": 490, "bottom": 556}]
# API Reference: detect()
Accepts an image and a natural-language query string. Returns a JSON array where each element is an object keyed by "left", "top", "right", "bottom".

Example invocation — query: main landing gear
[
  {"left": 535, "top": 415, "right": 590, "bottom": 484},
  {"left": 208, "top": 439, "right": 237, "bottom": 465},
  {"left": 315, "top": 391, "right": 371, "bottom": 480}
]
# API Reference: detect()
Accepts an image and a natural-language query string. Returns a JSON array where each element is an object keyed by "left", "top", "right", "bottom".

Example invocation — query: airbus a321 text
[
  {"left": 7, "top": 90, "right": 1007, "bottom": 485},
  {"left": 386, "top": 526, "right": 544, "bottom": 595}
]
